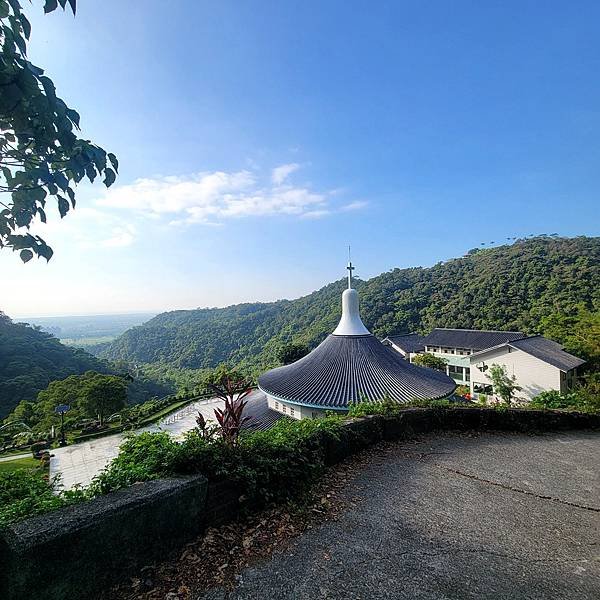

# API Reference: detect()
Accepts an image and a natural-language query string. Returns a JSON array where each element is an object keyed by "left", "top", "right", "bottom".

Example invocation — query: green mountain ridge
[{"left": 101, "top": 236, "right": 600, "bottom": 375}]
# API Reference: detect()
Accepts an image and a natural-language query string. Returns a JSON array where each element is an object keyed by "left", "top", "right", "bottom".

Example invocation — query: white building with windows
[
  {"left": 469, "top": 335, "right": 585, "bottom": 402},
  {"left": 386, "top": 328, "right": 527, "bottom": 385},
  {"left": 383, "top": 327, "right": 585, "bottom": 402}
]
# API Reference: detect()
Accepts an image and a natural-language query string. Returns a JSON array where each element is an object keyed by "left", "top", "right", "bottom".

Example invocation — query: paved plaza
[{"left": 49, "top": 396, "right": 226, "bottom": 489}]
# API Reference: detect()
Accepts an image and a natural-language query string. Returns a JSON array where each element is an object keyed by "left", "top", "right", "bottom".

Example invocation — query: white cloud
[
  {"left": 94, "top": 163, "right": 366, "bottom": 227},
  {"left": 101, "top": 225, "right": 137, "bottom": 247},
  {"left": 340, "top": 200, "right": 368, "bottom": 211},
  {"left": 271, "top": 163, "right": 300, "bottom": 185},
  {"left": 29, "top": 206, "right": 139, "bottom": 250}
]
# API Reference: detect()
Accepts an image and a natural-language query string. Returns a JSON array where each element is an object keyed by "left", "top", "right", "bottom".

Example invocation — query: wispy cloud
[
  {"left": 340, "top": 200, "right": 368, "bottom": 211},
  {"left": 101, "top": 224, "right": 137, "bottom": 247},
  {"left": 271, "top": 163, "right": 300, "bottom": 185},
  {"left": 96, "top": 163, "right": 366, "bottom": 226}
]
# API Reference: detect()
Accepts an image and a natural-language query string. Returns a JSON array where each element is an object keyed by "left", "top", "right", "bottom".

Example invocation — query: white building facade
[
  {"left": 384, "top": 328, "right": 585, "bottom": 402},
  {"left": 468, "top": 336, "right": 584, "bottom": 402}
]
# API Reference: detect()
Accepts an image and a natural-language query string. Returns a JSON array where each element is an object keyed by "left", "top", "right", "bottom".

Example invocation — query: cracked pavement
[{"left": 199, "top": 431, "right": 600, "bottom": 600}]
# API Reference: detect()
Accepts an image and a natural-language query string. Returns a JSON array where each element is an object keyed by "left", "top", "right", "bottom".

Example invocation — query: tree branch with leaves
[{"left": 0, "top": 0, "right": 117, "bottom": 261}]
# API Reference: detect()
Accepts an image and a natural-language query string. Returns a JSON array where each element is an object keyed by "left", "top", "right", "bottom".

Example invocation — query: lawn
[{"left": 0, "top": 457, "right": 39, "bottom": 473}]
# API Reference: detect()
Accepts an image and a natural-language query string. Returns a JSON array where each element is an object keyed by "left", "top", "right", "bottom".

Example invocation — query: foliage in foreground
[
  {"left": 0, "top": 415, "right": 345, "bottom": 528},
  {"left": 530, "top": 375, "right": 600, "bottom": 414},
  {"left": 0, "top": 468, "right": 86, "bottom": 528},
  {"left": 3, "top": 385, "right": 600, "bottom": 528},
  {"left": 0, "top": 0, "right": 117, "bottom": 261}
]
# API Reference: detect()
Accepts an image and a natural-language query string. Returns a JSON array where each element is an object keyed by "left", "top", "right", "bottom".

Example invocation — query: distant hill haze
[
  {"left": 100, "top": 236, "right": 600, "bottom": 375},
  {"left": 18, "top": 313, "right": 156, "bottom": 345}
]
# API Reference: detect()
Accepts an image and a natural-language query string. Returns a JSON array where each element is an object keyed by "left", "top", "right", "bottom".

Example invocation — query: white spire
[{"left": 333, "top": 251, "right": 370, "bottom": 336}]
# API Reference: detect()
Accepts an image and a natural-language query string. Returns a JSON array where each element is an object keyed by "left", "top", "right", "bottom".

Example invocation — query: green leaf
[
  {"left": 39, "top": 76, "right": 57, "bottom": 103},
  {"left": 65, "top": 108, "right": 80, "bottom": 128},
  {"left": 107, "top": 152, "right": 119, "bottom": 173},
  {"left": 44, "top": 0, "right": 58, "bottom": 14},
  {"left": 0, "top": 1, "right": 10, "bottom": 19},
  {"left": 36, "top": 240, "right": 54, "bottom": 261},
  {"left": 20, "top": 249, "right": 33, "bottom": 263},
  {"left": 103, "top": 167, "right": 116, "bottom": 187},
  {"left": 66, "top": 187, "right": 76, "bottom": 208},
  {"left": 57, "top": 195, "right": 69, "bottom": 218},
  {"left": 19, "top": 14, "right": 31, "bottom": 39}
]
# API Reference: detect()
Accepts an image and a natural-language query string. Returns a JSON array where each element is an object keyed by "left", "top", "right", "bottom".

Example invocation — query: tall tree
[
  {"left": 541, "top": 306, "right": 600, "bottom": 370},
  {"left": 0, "top": 0, "right": 117, "bottom": 261},
  {"left": 78, "top": 373, "right": 127, "bottom": 426}
]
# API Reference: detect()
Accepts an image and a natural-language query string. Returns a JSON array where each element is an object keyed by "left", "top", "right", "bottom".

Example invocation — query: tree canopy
[
  {"left": 277, "top": 342, "right": 310, "bottom": 365},
  {"left": 0, "top": 0, "right": 117, "bottom": 261},
  {"left": 7, "top": 371, "right": 127, "bottom": 433},
  {"left": 412, "top": 353, "right": 448, "bottom": 371}
]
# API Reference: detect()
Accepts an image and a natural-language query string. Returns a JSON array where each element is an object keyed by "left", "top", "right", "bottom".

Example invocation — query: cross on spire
[{"left": 347, "top": 245, "right": 355, "bottom": 289}]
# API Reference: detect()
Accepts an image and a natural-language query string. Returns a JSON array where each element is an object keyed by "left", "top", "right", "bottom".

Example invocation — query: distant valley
[{"left": 16, "top": 313, "right": 156, "bottom": 347}]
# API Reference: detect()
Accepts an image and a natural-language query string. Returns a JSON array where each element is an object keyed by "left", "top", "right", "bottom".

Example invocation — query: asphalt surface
[{"left": 199, "top": 431, "right": 600, "bottom": 600}]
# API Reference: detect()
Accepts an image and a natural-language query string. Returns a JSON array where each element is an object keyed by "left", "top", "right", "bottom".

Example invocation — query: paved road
[
  {"left": 200, "top": 431, "right": 600, "bottom": 600},
  {"left": 49, "top": 390, "right": 269, "bottom": 489}
]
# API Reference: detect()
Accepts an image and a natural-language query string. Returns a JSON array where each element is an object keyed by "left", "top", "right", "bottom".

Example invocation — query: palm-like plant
[{"left": 205, "top": 365, "right": 253, "bottom": 447}]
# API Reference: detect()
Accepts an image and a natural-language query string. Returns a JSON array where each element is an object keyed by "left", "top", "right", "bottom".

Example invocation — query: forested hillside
[
  {"left": 0, "top": 313, "right": 111, "bottom": 418},
  {"left": 101, "top": 237, "right": 600, "bottom": 375}
]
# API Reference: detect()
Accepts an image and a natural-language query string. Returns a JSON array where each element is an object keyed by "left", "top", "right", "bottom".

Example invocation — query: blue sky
[{"left": 3, "top": 0, "right": 600, "bottom": 317}]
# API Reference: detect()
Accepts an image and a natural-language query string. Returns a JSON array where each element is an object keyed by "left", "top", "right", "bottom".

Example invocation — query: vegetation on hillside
[
  {"left": 0, "top": 312, "right": 111, "bottom": 418},
  {"left": 100, "top": 237, "right": 600, "bottom": 375}
]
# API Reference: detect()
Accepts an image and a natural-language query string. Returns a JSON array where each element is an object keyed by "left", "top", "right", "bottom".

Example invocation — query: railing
[{"left": 161, "top": 402, "right": 199, "bottom": 425}]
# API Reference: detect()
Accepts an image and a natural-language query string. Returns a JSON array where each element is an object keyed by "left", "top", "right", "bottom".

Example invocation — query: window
[
  {"left": 282, "top": 405, "right": 287, "bottom": 413},
  {"left": 290, "top": 407, "right": 295, "bottom": 417},
  {"left": 275, "top": 401, "right": 279, "bottom": 410},
  {"left": 465, "top": 367, "right": 470, "bottom": 382},
  {"left": 473, "top": 382, "right": 493, "bottom": 394}
]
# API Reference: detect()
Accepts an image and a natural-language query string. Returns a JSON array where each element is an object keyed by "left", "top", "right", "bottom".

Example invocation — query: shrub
[
  {"left": 89, "top": 415, "right": 344, "bottom": 508},
  {"left": 0, "top": 470, "right": 87, "bottom": 528},
  {"left": 347, "top": 397, "right": 457, "bottom": 417},
  {"left": 88, "top": 432, "right": 179, "bottom": 495},
  {"left": 530, "top": 380, "right": 600, "bottom": 414}
]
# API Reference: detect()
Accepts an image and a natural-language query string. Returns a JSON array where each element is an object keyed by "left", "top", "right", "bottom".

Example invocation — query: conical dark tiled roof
[{"left": 258, "top": 333, "right": 456, "bottom": 410}]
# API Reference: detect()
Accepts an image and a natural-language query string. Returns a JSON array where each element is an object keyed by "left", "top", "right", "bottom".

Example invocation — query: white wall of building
[
  {"left": 469, "top": 346, "right": 562, "bottom": 402},
  {"left": 266, "top": 395, "right": 329, "bottom": 419}
]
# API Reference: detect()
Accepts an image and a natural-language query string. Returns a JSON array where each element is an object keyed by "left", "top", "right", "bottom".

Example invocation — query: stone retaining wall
[{"left": 1, "top": 407, "right": 598, "bottom": 599}]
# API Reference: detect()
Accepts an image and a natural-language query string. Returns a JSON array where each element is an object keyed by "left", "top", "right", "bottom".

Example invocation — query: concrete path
[
  {"left": 0, "top": 452, "right": 30, "bottom": 463},
  {"left": 200, "top": 431, "right": 600, "bottom": 600},
  {"left": 49, "top": 390, "right": 269, "bottom": 490}
]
